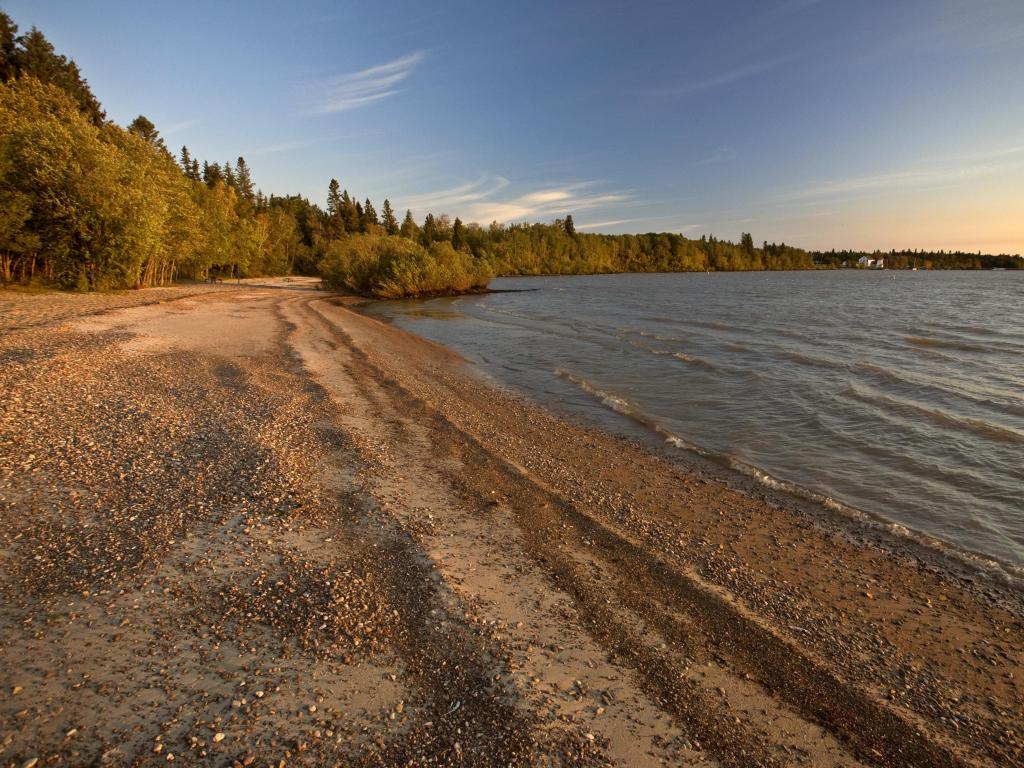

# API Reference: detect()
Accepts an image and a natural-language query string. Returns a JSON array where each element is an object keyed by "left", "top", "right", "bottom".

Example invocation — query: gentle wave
[
  {"left": 620, "top": 328, "right": 689, "bottom": 344},
  {"left": 770, "top": 326, "right": 813, "bottom": 341},
  {"left": 904, "top": 335, "right": 989, "bottom": 353},
  {"left": 560, "top": 372, "right": 859, "bottom": 504},
  {"left": 705, "top": 444, "right": 1018, "bottom": 583},
  {"left": 841, "top": 384, "right": 1024, "bottom": 445},
  {"left": 672, "top": 351, "right": 718, "bottom": 370},
  {"left": 639, "top": 315, "right": 678, "bottom": 325},
  {"left": 679, "top": 319, "right": 750, "bottom": 333},
  {"left": 850, "top": 361, "right": 1024, "bottom": 419},
  {"left": 620, "top": 336, "right": 669, "bottom": 355},
  {"left": 928, "top": 319, "right": 1024, "bottom": 341},
  {"left": 555, "top": 370, "right": 714, "bottom": 457},
  {"left": 557, "top": 367, "right": 1024, "bottom": 583},
  {"left": 831, "top": 388, "right": 1007, "bottom": 491},
  {"left": 779, "top": 349, "right": 842, "bottom": 370},
  {"left": 619, "top": 333, "right": 742, "bottom": 376},
  {"left": 557, "top": 369, "right": 639, "bottom": 415}
]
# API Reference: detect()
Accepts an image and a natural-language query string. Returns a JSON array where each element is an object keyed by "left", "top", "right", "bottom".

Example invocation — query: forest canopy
[{"left": 1, "top": 10, "right": 1020, "bottom": 296}]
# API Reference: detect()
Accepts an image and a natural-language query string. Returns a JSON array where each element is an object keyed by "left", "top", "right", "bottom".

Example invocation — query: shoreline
[
  {"left": 349, "top": 295, "right": 1024, "bottom": 602},
  {"left": 1, "top": 282, "right": 1021, "bottom": 766},
  {"left": 328, "top": 291, "right": 1024, "bottom": 762},
  {"left": 559, "top": 369, "right": 1024, "bottom": 597},
  {"left": 360, "top": 290, "right": 1024, "bottom": 598}
]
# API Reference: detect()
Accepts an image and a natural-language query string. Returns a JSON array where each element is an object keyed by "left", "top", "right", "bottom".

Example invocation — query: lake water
[{"left": 365, "top": 271, "right": 1024, "bottom": 574}]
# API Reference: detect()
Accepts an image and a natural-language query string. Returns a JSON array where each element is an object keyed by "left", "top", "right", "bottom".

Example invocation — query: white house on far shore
[{"left": 857, "top": 255, "right": 885, "bottom": 269}]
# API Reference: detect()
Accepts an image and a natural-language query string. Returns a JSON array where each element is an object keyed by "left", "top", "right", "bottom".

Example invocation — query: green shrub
[{"left": 318, "top": 234, "right": 492, "bottom": 298}]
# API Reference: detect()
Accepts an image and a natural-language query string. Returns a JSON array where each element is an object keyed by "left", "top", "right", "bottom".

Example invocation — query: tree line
[
  {"left": 0, "top": 12, "right": 315, "bottom": 289},
  {"left": 812, "top": 249, "right": 1022, "bottom": 271},
  {"left": 1, "top": 11, "right": 1019, "bottom": 295}
]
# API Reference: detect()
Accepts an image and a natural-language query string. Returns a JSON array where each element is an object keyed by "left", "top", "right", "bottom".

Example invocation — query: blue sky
[{"left": 7, "top": 0, "right": 1024, "bottom": 252}]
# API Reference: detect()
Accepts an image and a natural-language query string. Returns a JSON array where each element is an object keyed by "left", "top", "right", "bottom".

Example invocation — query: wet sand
[{"left": 0, "top": 280, "right": 1020, "bottom": 766}]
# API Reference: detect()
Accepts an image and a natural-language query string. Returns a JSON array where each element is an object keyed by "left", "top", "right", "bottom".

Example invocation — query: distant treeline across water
[
  {"left": 1, "top": 11, "right": 1020, "bottom": 295},
  {"left": 317, "top": 227, "right": 1021, "bottom": 298}
]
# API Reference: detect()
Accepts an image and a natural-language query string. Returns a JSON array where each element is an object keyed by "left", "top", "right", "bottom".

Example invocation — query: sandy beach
[{"left": 0, "top": 279, "right": 1020, "bottom": 767}]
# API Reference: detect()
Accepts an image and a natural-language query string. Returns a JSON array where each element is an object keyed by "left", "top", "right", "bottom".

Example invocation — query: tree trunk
[{"left": 140, "top": 255, "right": 157, "bottom": 289}]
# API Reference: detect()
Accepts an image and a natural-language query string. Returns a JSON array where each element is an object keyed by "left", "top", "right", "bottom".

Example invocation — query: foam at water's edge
[
  {"left": 723, "top": 455, "right": 1024, "bottom": 586},
  {"left": 557, "top": 367, "right": 1024, "bottom": 587}
]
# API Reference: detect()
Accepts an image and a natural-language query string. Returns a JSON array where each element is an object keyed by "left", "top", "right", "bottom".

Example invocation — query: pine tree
[
  {"left": 326, "top": 179, "right": 344, "bottom": 238},
  {"left": 190, "top": 159, "right": 200, "bottom": 182},
  {"left": 400, "top": 210, "right": 418, "bottom": 240},
  {"left": 204, "top": 161, "right": 224, "bottom": 187},
  {"left": 421, "top": 213, "right": 438, "bottom": 245},
  {"left": 363, "top": 198, "right": 379, "bottom": 227},
  {"left": 327, "top": 179, "right": 342, "bottom": 217},
  {"left": 128, "top": 115, "right": 166, "bottom": 152},
  {"left": 179, "top": 146, "right": 192, "bottom": 175},
  {"left": 564, "top": 214, "right": 576, "bottom": 237},
  {"left": 341, "top": 190, "right": 359, "bottom": 232},
  {"left": 235, "top": 157, "right": 255, "bottom": 203},
  {"left": 8, "top": 24, "right": 105, "bottom": 124},
  {"left": 381, "top": 199, "right": 399, "bottom": 235},
  {"left": 223, "top": 161, "right": 236, "bottom": 189},
  {"left": 452, "top": 217, "right": 465, "bottom": 251},
  {"left": 0, "top": 12, "right": 18, "bottom": 81}
]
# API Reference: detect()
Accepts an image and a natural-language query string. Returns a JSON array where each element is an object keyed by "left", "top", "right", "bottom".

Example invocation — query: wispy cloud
[
  {"left": 940, "top": 145, "right": 1024, "bottom": 164},
  {"left": 400, "top": 176, "right": 511, "bottom": 211},
  {"left": 469, "top": 182, "right": 631, "bottom": 224},
  {"left": 910, "top": 5, "right": 1024, "bottom": 52},
  {"left": 312, "top": 51, "right": 426, "bottom": 114},
  {"left": 778, "top": 146, "right": 1024, "bottom": 201},
  {"left": 696, "top": 146, "right": 738, "bottom": 165},
  {"left": 780, "top": 169, "right": 938, "bottom": 200},
  {"left": 247, "top": 134, "right": 365, "bottom": 156},
  {"left": 576, "top": 218, "right": 644, "bottom": 230},
  {"left": 161, "top": 118, "right": 201, "bottom": 136},
  {"left": 659, "top": 55, "right": 794, "bottom": 96},
  {"left": 249, "top": 138, "right": 323, "bottom": 156},
  {"left": 397, "top": 176, "right": 632, "bottom": 224}
]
